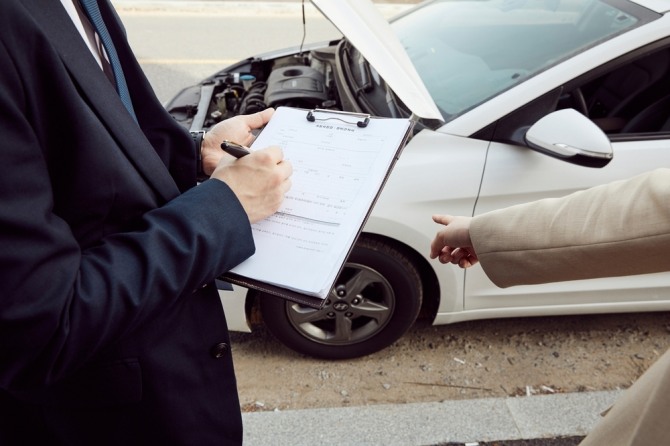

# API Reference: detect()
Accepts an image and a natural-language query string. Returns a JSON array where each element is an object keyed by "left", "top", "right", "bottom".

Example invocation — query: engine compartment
[{"left": 166, "top": 45, "right": 341, "bottom": 132}]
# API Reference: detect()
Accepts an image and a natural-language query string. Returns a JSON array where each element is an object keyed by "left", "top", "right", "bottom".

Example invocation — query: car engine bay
[{"left": 165, "top": 44, "right": 343, "bottom": 133}]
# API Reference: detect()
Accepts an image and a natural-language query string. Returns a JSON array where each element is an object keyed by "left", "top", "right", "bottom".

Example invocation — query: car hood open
[{"left": 311, "top": 0, "right": 443, "bottom": 122}]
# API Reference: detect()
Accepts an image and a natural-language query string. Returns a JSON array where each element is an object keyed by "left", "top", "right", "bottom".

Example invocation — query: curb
[{"left": 241, "top": 390, "right": 621, "bottom": 445}]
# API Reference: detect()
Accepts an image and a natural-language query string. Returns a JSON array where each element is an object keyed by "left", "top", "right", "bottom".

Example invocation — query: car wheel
[{"left": 259, "top": 235, "right": 423, "bottom": 360}]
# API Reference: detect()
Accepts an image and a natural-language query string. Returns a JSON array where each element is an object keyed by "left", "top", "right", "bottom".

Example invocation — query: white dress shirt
[{"left": 60, "top": 0, "right": 112, "bottom": 76}]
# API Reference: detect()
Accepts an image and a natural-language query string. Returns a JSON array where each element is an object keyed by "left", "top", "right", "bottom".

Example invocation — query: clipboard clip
[{"left": 306, "top": 109, "right": 370, "bottom": 128}]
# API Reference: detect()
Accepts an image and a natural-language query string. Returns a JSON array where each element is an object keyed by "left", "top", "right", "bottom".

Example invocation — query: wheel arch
[
  {"left": 350, "top": 232, "right": 441, "bottom": 322},
  {"left": 244, "top": 231, "right": 448, "bottom": 329}
]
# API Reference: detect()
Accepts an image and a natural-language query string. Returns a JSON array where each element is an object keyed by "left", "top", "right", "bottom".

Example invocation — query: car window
[
  {"left": 391, "top": 0, "right": 654, "bottom": 122},
  {"left": 560, "top": 45, "right": 670, "bottom": 137},
  {"left": 479, "top": 42, "right": 670, "bottom": 146}
]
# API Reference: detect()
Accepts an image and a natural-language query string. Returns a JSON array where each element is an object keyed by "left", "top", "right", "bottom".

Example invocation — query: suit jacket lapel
[{"left": 25, "top": 0, "right": 181, "bottom": 203}]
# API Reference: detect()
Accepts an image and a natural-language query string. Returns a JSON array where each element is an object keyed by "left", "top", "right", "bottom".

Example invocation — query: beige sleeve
[{"left": 470, "top": 168, "right": 670, "bottom": 288}]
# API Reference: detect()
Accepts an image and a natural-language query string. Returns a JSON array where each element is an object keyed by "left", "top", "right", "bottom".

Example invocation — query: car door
[{"left": 464, "top": 40, "right": 670, "bottom": 313}]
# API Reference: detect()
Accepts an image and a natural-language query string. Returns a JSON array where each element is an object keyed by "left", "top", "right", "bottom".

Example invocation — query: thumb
[{"left": 245, "top": 108, "right": 275, "bottom": 130}]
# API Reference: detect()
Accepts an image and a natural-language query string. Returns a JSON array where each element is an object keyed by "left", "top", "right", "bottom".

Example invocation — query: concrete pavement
[{"left": 242, "top": 389, "right": 622, "bottom": 445}]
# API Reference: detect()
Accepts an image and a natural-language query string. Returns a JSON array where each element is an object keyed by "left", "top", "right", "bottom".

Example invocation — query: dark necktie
[{"left": 79, "top": 0, "right": 137, "bottom": 121}]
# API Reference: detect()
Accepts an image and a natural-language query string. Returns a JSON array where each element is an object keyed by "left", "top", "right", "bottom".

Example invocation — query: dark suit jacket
[{"left": 0, "top": 1, "right": 254, "bottom": 444}]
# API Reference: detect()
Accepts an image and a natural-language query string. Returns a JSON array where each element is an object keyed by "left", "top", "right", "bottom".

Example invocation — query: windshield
[{"left": 382, "top": 0, "right": 649, "bottom": 122}]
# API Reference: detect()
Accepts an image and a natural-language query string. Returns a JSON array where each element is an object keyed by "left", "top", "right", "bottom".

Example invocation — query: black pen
[{"left": 220, "top": 140, "right": 252, "bottom": 158}]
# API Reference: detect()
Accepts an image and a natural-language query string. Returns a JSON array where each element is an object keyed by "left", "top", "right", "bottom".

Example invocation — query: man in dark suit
[{"left": 0, "top": 0, "right": 292, "bottom": 444}]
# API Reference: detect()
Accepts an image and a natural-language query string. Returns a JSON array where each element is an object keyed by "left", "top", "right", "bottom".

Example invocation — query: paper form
[{"left": 226, "top": 107, "right": 412, "bottom": 300}]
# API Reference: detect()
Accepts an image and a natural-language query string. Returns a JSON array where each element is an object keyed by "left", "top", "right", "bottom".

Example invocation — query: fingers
[
  {"left": 429, "top": 214, "right": 477, "bottom": 268},
  {"left": 429, "top": 215, "right": 455, "bottom": 258},
  {"left": 246, "top": 145, "right": 284, "bottom": 166},
  {"left": 238, "top": 108, "right": 274, "bottom": 147},
  {"left": 212, "top": 144, "right": 293, "bottom": 224},
  {"left": 241, "top": 108, "right": 275, "bottom": 132},
  {"left": 434, "top": 245, "right": 459, "bottom": 264},
  {"left": 432, "top": 214, "right": 454, "bottom": 225},
  {"left": 429, "top": 233, "right": 447, "bottom": 259},
  {"left": 431, "top": 214, "right": 457, "bottom": 256},
  {"left": 452, "top": 249, "right": 479, "bottom": 268},
  {"left": 207, "top": 108, "right": 276, "bottom": 149},
  {"left": 436, "top": 246, "right": 479, "bottom": 268},
  {"left": 245, "top": 146, "right": 293, "bottom": 203},
  {"left": 238, "top": 146, "right": 293, "bottom": 188}
]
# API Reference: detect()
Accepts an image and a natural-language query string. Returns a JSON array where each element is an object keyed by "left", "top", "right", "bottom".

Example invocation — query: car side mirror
[{"left": 525, "top": 108, "right": 613, "bottom": 168}]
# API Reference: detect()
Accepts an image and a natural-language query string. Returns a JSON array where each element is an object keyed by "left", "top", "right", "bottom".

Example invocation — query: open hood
[{"left": 311, "top": 0, "right": 443, "bottom": 122}]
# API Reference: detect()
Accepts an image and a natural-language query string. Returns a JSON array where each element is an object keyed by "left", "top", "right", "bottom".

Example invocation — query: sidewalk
[{"left": 242, "top": 390, "right": 621, "bottom": 445}]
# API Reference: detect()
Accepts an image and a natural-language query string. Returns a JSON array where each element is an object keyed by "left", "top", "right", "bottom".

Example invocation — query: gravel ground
[{"left": 231, "top": 311, "right": 670, "bottom": 413}]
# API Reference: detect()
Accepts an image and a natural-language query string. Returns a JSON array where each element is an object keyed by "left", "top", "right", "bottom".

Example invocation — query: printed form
[{"left": 225, "top": 107, "right": 412, "bottom": 302}]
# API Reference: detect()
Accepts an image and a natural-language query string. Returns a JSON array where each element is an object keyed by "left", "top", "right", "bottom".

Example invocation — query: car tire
[{"left": 259, "top": 235, "right": 423, "bottom": 360}]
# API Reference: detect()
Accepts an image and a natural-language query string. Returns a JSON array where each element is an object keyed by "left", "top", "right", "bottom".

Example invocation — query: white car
[{"left": 166, "top": 0, "right": 670, "bottom": 360}]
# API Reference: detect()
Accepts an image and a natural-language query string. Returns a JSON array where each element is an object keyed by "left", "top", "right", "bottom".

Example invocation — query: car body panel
[
  {"left": 633, "top": 0, "right": 670, "bottom": 13},
  {"left": 220, "top": 287, "right": 250, "bottom": 332},
  {"left": 465, "top": 137, "right": 670, "bottom": 310},
  {"left": 363, "top": 130, "right": 488, "bottom": 314}
]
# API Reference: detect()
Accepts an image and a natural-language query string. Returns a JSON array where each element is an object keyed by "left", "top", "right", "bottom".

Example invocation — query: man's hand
[
  {"left": 200, "top": 108, "right": 275, "bottom": 176},
  {"left": 429, "top": 214, "right": 479, "bottom": 268},
  {"left": 211, "top": 146, "right": 292, "bottom": 223}
]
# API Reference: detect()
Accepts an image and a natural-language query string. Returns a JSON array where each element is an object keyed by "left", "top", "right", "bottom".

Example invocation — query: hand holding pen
[
  {"left": 220, "top": 140, "right": 251, "bottom": 158},
  {"left": 199, "top": 108, "right": 274, "bottom": 176},
  {"left": 211, "top": 145, "right": 292, "bottom": 223}
]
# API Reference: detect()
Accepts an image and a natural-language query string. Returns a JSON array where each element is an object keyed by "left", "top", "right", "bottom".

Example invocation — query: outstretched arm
[{"left": 430, "top": 169, "right": 670, "bottom": 288}]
